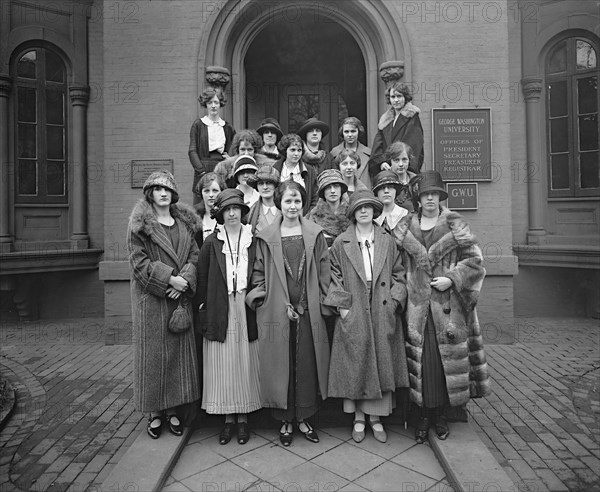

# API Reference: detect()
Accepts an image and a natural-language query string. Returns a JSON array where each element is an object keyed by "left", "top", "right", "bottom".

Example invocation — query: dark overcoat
[
  {"left": 127, "top": 199, "right": 201, "bottom": 412},
  {"left": 325, "top": 224, "right": 409, "bottom": 400},
  {"left": 391, "top": 208, "right": 491, "bottom": 408},
  {"left": 246, "top": 216, "right": 331, "bottom": 409}
]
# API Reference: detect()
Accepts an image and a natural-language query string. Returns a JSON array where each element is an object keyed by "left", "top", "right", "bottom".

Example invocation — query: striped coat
[
  {"left": 127, "top": 199, "right": 201, "bottom": 412},
  {"left": 391, "top": 208, "right": 491, "bottom": 407}
]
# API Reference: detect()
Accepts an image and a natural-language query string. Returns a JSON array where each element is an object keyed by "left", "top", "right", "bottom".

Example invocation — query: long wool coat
[
  {"left": 246, "top": 216, "right": 331, "bottom": 409},
  {"left": 391, "top": 208, "right": 491, "bottom": 408},
  {"left": 325, "top": 224, "right": 409, "bottom": 400},
  {"left": 127, "top": 199, "right": 201, "bottom": 412}
]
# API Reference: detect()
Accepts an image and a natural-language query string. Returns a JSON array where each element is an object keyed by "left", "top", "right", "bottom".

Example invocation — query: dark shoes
[
  {"left": 147, "top": 415, "right": 163, "bottom": 439},
  {"left": 415, "top": 416, "right": 431, "bottom": 444},
  {"left": 435, "top": 415, "right": 450, "bottom": 440},
  {"left": 166, "top": 414, "right": 183, "bottom": 436},
  {"left": 237, "top": 422, "right": 250, "bottom": 445},
  {"left": 279, "top": 421, "right": 293, "bottom": 446},
  {"left": 298, "top": 421, "right": 319, "bottom": 443},
  {"left": 219, "top": 422, "right": 235, "bottom": 445}
]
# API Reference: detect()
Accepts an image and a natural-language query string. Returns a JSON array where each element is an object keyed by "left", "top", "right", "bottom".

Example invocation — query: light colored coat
[
  {"left": 127, "top": 199, "right": 201, "bottom": 412},
  {"left": 325, "top": 224, "right": 409, "bottom": 400},
  {"left": 391, "top": 208, "right": 491, "bottom": 407},
  {"left": 246, "top": 216, "right": 331, "bottom": 409}
]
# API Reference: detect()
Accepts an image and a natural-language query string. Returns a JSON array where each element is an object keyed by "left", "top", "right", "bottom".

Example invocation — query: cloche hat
[
  {"left": 256, "top": 118, "right": 283, "bottom": 140},
  {"left": 143, "top": 170, "right": 179, "bottom": 204},
  {"left": 317, "top": 169, "right": 348, "bottom": 199},
  {"left": 248, "top": 165, "right": 280, "bottom": 189},
  {"left": 232, "top": 155, "right": 258, "bottom": 181},
  {"left": 297, "top": 117, "right": 330, "bottom": 140},
  {"left": 413, "top": 170, "right": 448, "bottom": 201},
  {"left": 372, "top": 170, "right": 403, "bottom": 195},
  {"left": 346, "top": 189, "right": 383, "bottom": 220},
  {"left": 210, "top": 188, "right": 250, "bottom": 224}
]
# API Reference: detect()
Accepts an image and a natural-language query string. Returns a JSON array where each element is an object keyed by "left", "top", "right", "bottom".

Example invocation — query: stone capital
[
  {"left": 205, "top": 66, "right": 231, "bottom": 90},
  {"left": 521, "top": 78, "right": 543, "bottom": 102},
  {"left": 69, "top": 85, "right": 90, "bottom": 106},
  {"left": 0, "top": 75, "right": 12, "bottom": 98},
  {"left": 379, "top": 61, "right": 404, "bottom": 86}
]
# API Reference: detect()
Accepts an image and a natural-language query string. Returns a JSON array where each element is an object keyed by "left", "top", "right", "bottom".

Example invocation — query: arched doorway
[
  {"left": 198, "top": 0, "right": 410, "bottom": 145},
  {"left": 245, "top": 19, "right": 366, "bottom": 149}
]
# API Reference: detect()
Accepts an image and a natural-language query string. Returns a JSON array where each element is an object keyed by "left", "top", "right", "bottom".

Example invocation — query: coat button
[
  {"left": 443, "top": 307, "right": 451, "bottom": 314},
  {"left": 381, "top": 282, "right": 386, "bottom": 287},
  {"left": 383, "top": 300, "right": 387, "bottom": 305},
  {"left": 447, "top": 330, "right": 455, "bottom": 340}
]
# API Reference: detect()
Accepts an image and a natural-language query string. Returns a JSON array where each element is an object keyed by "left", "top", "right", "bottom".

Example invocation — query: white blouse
[
  {"left": 217, "top": 224, "right": 253, "bottom": 294},
  {"left": 201, "top": 115, "right": 226, "bottom": 154}
]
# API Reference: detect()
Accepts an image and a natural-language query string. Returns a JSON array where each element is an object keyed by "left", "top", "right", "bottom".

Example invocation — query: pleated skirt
[{"left": 202, "top": 292, "right": 261, "bottom": 415}]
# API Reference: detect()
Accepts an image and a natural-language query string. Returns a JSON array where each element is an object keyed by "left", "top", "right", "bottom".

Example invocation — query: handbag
[{"left": 168, "top": 296, "right": 192, "bottom": 334}]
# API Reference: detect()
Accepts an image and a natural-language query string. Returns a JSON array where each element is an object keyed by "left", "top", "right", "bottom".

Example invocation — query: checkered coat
[
  {"left": 391, "top": 208, "right": 491, "bottom": 407},
  {"left": 127, "top": 199, "right": 201, "bottom": 412}
]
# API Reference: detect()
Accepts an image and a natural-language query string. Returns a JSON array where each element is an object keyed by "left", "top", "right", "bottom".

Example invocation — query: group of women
[{"left": 127, "top": 81, "right": 491, "bottom": 449}]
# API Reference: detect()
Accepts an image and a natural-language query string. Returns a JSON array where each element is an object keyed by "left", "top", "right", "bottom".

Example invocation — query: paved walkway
[{"left": 0, "top": 317, "right": 598, "bottom": 491}]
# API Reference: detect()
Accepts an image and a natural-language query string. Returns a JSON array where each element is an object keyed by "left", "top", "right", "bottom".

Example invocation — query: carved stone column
[
  {"left": 69, "top": 85, "right": 90, "bottom": 248},
  {"left": 522, "top": 77, "right": 547, "bottom": 245},
  {"left": 0, "top": 75, "right": 13, "bottom": 253}
]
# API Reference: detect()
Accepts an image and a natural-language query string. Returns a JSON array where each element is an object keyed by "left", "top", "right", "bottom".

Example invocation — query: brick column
[
  {"left": 522, "top": 77, "right": 547, "bottom": 245},
  {"left": 69, "top": 85, "right": 90, "bottom": 248},
  {"left": 0, "top": 75, "right": 13, "bottom": 253}
]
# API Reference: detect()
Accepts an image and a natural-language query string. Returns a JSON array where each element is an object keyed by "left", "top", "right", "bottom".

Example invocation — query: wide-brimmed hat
[
  {"left": 248, "top": 165, "right": 280, "bottom": 189},
  {"left": 317, "top": 169, "right": 348, "bottom": 199},
  {"left": 143, "top": 170, "right": 179, "bottom": 204},
  {"left": 416, "top": 170, "right": 448, "bottom": 201},
  {"left": 346, "top": 190, "right": 383, "bottom": 220},
  {"left": 232, "top": 155, "right": 258, "bottom": 181},
  {"left": 297, "top": 117, "right": 330, "bottom": 140},
  {"left": 256, "top": 118, "right": 283, "bottom": 140},
  {"left": 372, "top": 170, "right": 403, "bottom": 195},
  {"left": 211, "top": 188, "right": 250, "bottom": 224}
]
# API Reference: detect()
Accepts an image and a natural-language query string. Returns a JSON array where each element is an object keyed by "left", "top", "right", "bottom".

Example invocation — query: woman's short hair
[
  {"left": 336, "top": 148, "right": 362, "bottom": 169},
  {"left": 337, "top": 116, "right": 365, "bottom": 139},
  {"left": 198, "top": 87, "right": 227, "bottom": 108},
  {"left": 385, "top": 141, "right": 415, "bottom": 167},
  {"left": 384, "top": 81, "right": 413, "bottom": 105},
  {"left": 195, "top": 171, "right": 226, "bottom": 196},
  {"left": 229, "top": 129, "right": 262, "bottom": 155},
  {"left": 274, "top": 179, "right": 306, "bottom": 210},
  {"left": 278, "top": 133, "right": 304, "bottom": 155}
]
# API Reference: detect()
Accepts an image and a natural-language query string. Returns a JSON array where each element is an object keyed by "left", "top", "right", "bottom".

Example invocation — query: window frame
[
  {"left": 12, "top": 46, "right": 69, "bottom": 205},
  {"left": 545, "top": 36, "right": 599, "bottom": 198}
]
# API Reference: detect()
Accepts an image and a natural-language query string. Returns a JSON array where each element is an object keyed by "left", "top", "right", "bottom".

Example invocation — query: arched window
[
  {"left": 546, "top": 37, "right": 599, "bottom": 197},
  {"left": 14, "top": 47, "right": 68, "bottom": 204}
]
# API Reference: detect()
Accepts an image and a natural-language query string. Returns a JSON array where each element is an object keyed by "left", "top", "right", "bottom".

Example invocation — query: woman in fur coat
[
  {"left": 127, "top": 170, "right": 201, "bottom": 440},
  {"left": 368, "top": 81, "right": 424, "bottom": 178},
  {"left": 390, "top": 171, "right": 491, "bottom": 444},
  {"left": 305, "top": 169, "right": 351, "bottom": 248},
  {"left": 324, "top": 190, "right": 409, "bottom": 444}
]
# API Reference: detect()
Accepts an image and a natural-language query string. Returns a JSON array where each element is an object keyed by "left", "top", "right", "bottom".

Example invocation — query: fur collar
[
  {"left": 378, "top": 102, "right": 421, "bottom": 130},
  {"left": 129, "top": 199, "right": 201, "bottom": 237},
  {"left": 306, "top": 199, "right": 350, "bottom": 237}
]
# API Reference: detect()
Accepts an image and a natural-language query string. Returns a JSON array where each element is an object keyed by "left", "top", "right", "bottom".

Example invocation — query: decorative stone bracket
[
  {"left": 379, "top": 60, "right": 405, "bottom": 86},
  {"left": 205, "top": 65, "right": 231, "bottom": 91}
]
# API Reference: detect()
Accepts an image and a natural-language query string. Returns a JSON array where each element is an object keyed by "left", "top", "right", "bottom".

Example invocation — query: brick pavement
[
  {"left": 468, "top": 318, "right": 600, "bottom": 492},
  {"left": 0, "top": 317, "right": 598, "bottom": 492}
]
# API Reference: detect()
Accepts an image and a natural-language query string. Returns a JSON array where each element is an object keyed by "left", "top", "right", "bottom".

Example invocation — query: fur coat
[
  {"left": 391, "top": 208, "right": 491, "bottom": 408},
  {"left": 305, "top": 199, "right": 351, "bottom": 247},
  {"left": 127, "top": 199, "right": 201, "bottom": 412},
  {"left": 324, "top": 224, "right": 409, "bottom": 400},
  {"left": 368, "top": 102, "right": 424, "bottom": 176}
]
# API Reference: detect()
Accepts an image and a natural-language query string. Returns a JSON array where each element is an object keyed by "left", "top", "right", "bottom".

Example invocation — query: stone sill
[
  {"left": 0, "top": 249, "right": 104, "bottom": 275},
  {"left": 513, "top": 244, "right": 600, "bottom": 269}
]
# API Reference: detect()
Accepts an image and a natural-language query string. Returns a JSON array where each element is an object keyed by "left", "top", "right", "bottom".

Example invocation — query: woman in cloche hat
[
  {"left": 196, "top": 189, "right": 261, "bottom": 446},
  {"left": 127, "top": 170, "right": 201, "bottom": 440},
  {"left": 245, "top": 165, "right": 281, "bottom": 234},
  {"left": 256, "top": 117, "right": 284, "bottom": 160},
  {"left": 390, "top": 170, "right": 491, "bottom": 444},
  {"left": 372, "top": 170, "right": 408, "bottom": 231},
  {"left": 324, "top": 190, "right": 409, "bottom": 444},
  {"left": 298, "top": 117, "right": 333, "bottom": 174}
]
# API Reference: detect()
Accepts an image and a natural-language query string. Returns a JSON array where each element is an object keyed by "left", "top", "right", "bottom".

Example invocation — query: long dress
[
  {"left": 272, "top": 235, "right": 320, "bottom": 421},
  {"left": 201, "top": 226, "right": 261, "bottom": 415}
]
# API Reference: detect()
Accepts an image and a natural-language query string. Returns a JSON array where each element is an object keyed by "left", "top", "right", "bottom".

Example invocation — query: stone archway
[{"left": 197, "top": 0, "right": 410, "bottom": 144}]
